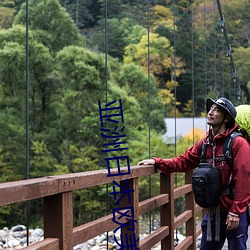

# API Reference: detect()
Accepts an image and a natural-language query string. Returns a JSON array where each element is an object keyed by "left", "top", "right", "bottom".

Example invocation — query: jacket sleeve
[
  {"left": 229, "top": 136, "right": 250, "bottom": 215},
  {"left": 153, "top": 140, "right": 203, "bottom": 174}
]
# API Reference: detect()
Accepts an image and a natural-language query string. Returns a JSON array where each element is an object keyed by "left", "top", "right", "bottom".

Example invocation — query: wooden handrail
[{"left": 0, "top": 165, "right": 203, "bottom": 249}]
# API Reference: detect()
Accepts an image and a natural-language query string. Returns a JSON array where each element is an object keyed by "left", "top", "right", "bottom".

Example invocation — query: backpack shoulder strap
[
  {"left": 200, "top": 141, "right": 208, "bottom": 163},
  {"left": 223, "top": 132, "right": 242, "bottom": 169}
]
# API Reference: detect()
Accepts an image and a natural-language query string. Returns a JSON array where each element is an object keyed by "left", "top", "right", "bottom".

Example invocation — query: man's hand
[
  {"left": 137, "top": 159, "right": 155, "bottom": 166},
  {"left": 226, "top": 213, "right": 240, "bottom": 230}
]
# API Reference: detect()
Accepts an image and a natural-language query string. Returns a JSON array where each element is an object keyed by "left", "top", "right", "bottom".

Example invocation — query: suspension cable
[
  {"left": 172, "top": 0, "right": 179, "bottom": 246},
  {"left": 213, "top": 0, "right": 217, "bottom": 94},
  {"left": 104, "top": 0, "right": 109, "bottom": 248},
  {"left": 147, "top": 0, "right": 152, "bottom": 235},
  {"left": 216, "top": 0, "right": 242, "bottom": 104},
  {"left": 191, "top": 0, "right": 195, "bottom": 144},
  {"left": 203, "top": 0, "right": 207, "bottom": 98},
  {"left": 25, "top": 0, "right": 30, "bottom": 245},
  {"left": 173, "top": 1, "right": 177, "bottom": 158}
]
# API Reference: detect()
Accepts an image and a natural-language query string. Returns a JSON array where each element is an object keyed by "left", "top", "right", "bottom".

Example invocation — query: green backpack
[{"left": 235, "top": 105, "right": 250, "bottom": 142}]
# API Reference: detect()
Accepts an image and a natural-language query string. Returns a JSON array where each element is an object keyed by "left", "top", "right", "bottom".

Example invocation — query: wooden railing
[{"left": 0, "top": 165, "right": 203, "bottom": 250}]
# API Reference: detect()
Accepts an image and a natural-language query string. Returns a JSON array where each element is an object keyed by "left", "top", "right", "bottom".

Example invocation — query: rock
[
  {"left": 30, "top": 228, "right": 43, "bottom": 238},
  {"left": 0, "top": 225, "right": 188, "bottom": 249},
  {"left": 0, "top": 230, "right": 7, "bottom": 238},
  {"left": 95, "top": 234, "right": 106, "bottom": 243},
  {"left": 11, "top": 226, "right": 26, "bottom": 232},
  {"left": 7, "top": 239, "right": 20, "bottom": 247},
  {"left": 92, "top": 245, "right": 101, "bottom": 250}
]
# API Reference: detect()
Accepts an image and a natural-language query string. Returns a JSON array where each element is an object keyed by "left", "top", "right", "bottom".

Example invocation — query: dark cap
[{"left": 206, "top": 97, "right": 237, "bottom": 119}]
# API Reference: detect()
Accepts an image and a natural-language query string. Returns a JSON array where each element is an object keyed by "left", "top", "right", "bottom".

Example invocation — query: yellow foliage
[
  {"left": 200, "top": 111, "right": 207, "bottom": 118},
  {"left": 158, "top": 88, "right": 175, "bottom": 105},
  {"left": 166, "top": 80, "right": 180, "bottom": 91},
  {"left": 184, "top": 128, "right": 205, "bottom": 142},
  {"left": 149, "top": 5, "right": 174, "bottom": 31}
]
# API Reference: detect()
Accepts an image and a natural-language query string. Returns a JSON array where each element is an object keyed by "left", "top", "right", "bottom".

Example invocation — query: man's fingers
[{"left": 137, "top": 159, "right": 155, "bottom": 166}]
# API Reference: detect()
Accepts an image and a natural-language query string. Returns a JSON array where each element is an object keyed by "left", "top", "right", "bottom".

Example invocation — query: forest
[{"left": 0, "top": 0, "right": 249, "bottom": 228}]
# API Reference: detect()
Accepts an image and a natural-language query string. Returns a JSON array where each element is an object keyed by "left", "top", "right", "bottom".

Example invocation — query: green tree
[
  {"left": 116, "top": 63, "right": 165, "bottom": 132},
  {"left": 61, "top": 0, "right": 101, "bottom": 29},
  {"left": 14, "top": 0, "right": 84, "bottom": 52}
]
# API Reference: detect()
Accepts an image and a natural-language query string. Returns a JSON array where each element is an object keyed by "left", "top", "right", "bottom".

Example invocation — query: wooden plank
[
  {"left": 139, "top": 226, "right": 169, "bottom": 250},
  {"left": 161, "top": 173, "right": 174, "bottom": 250},
  {"left": 73, "top": 211, "right": 128, "bottom": 245},
  {"left": 22, "top": 238, "right": 59, "bottom": 250},
  {"left": 185, "top": 171, "right": 196, "bottom": 250},
  {"left": 195, "top": 204, "right": 203, "bottom": 213},
  {"left": 120, "top": 178, "right": 140, "bottom": 248},
  {"left": 174, "top": 184, "right": 192, "bottom": 199},
  {"left": 174, "top": 210, "right": 192, "bottom": 229},
  {"left": 57, "top": 165, "right": 156, "bottom": 192},
  {"left": 0, "top": 165, "right": 156, "bottom": 206},
  {"left": 44, "top": 192, "right": 73, "bottom": 250},
  {"left": 196, "top": 226, "right": 202, "bottom": 237},
  {"left": 139, "top": 194, "right": 169, "bottom": 215},
  {"left": 73, "top": 193, "right": 168, "bottom": 245},
  {"left": 175, "top": 236, "right": 193, "bottom": 250},
  {"left": 0, "top": 177, "right": 59, "bottom": 206}
]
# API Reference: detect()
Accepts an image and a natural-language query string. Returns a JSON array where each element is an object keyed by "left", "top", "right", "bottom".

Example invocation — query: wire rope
[
  {"left": 76, "top": 0, "right": 79, "bottom": 27},
  {"left": 147, "top": 0, "right": 152, "bottom": 235},
  {"left": 215, "top": 0, "right": 242, "bottom": 104},
  {"left": 213, "top": 0, "right": 217, "bottom": 94},
  {"left": 203, "top": 0, "right": 207, "bottom": 98},
  {"left": 25, "top": 0, "right": 30, "bottom": 245},
  {"left": 173, "top": 1, "right": 177, "bottom": 159},
  {"left": 172, "top": 0, "right": 179, "bottom": 246},
  {"left": 191, "top": 0, "right": 195, "bottom": 145},
  {"left": 104, "top": 0, "right": 109, "bottom": 248}
]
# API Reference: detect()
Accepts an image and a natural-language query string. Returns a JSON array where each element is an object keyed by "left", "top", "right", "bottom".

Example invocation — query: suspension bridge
[{"left": 0, "top": 0, "right": 248, "bottom": 249}]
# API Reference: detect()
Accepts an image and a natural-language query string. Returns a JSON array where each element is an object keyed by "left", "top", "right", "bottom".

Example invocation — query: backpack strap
[
  {"left": 223, "top": 132, "right": 242, "bottom": 200},
  {"left": 223, "top": 131, "right": 242, "bottom": 169},
  {"left": 200, "top": 142, "right": 208, "bottom": 163}
]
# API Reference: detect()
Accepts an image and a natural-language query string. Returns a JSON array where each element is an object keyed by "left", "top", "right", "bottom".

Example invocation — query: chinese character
[
  {"left": 109, "top": 180, "right": 134, "bottom": 205},
  {"left": 105, "top": 156, "right": 130, "bottom": 177},
  {"left": 112, "top": 206, "right": 137, "bottom": 233},
  {"left": 114, "top": 233, "right": 140, "bottom": 250},
  {"left": 98, "top": 99, "right": 124, "bottom": 127},
  {"left": 100, "top": 126, "right": 127, "bottom": 152}
]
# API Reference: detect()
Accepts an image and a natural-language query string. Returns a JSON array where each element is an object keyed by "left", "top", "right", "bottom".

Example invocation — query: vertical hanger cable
[
  {"left": 25, "top": 0, "right": 30, "bottom": 245},
  {"left": 191, "top": 0, "right": 195, "bottom": 144},
  {"left": 216, "top": 0, "right": 242, "bottom": 104},
  {"left": 172, "top": 0, "right": 179, "bottom": 245},
  {"left": 204, "top": 0, "right": 207, "bottom": 98},
  {"left": 147, "top": 0, "right": 152, "bottom": 235},
  {"left": 104, "top": 0, "right": 109, "bottom": 247}
]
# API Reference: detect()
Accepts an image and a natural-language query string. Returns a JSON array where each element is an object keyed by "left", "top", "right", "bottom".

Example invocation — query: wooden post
[
  {"left": 185, "top": 171, "right": 196, "bottom": 250},
  {"left": 120, "top": 178, "right": 139, "bottom": 249},
  {"left": 161, "top": 173, "right": 174, "bottom": 250},
  {"left": 44, "top": 192, "right": 73, "bottom": 250}
]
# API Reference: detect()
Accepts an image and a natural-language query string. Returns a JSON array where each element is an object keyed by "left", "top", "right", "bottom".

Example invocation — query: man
[{"left": 138, "top": 97, "right": 250, "bottom": 250}]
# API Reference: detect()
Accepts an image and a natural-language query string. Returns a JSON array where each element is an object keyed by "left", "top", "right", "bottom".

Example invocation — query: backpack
[
  {"left": 235, "top": 105, "right": 250, "bottom": 142},
  {"left": 192, "top": 131, "right": 241, "bottom": 208},
  {"left": 192, "top": 162, "right": 221, "bottom": 208}
]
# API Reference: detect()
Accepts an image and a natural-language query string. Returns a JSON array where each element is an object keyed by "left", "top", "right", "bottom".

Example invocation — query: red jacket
[{"left": 154, "top": 124, "right": 250, "bottom": 216}]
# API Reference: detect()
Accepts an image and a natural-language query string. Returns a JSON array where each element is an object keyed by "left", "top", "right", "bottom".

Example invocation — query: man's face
[{"left": 207, "top": 104, "right": 226, "bottom": 127}]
